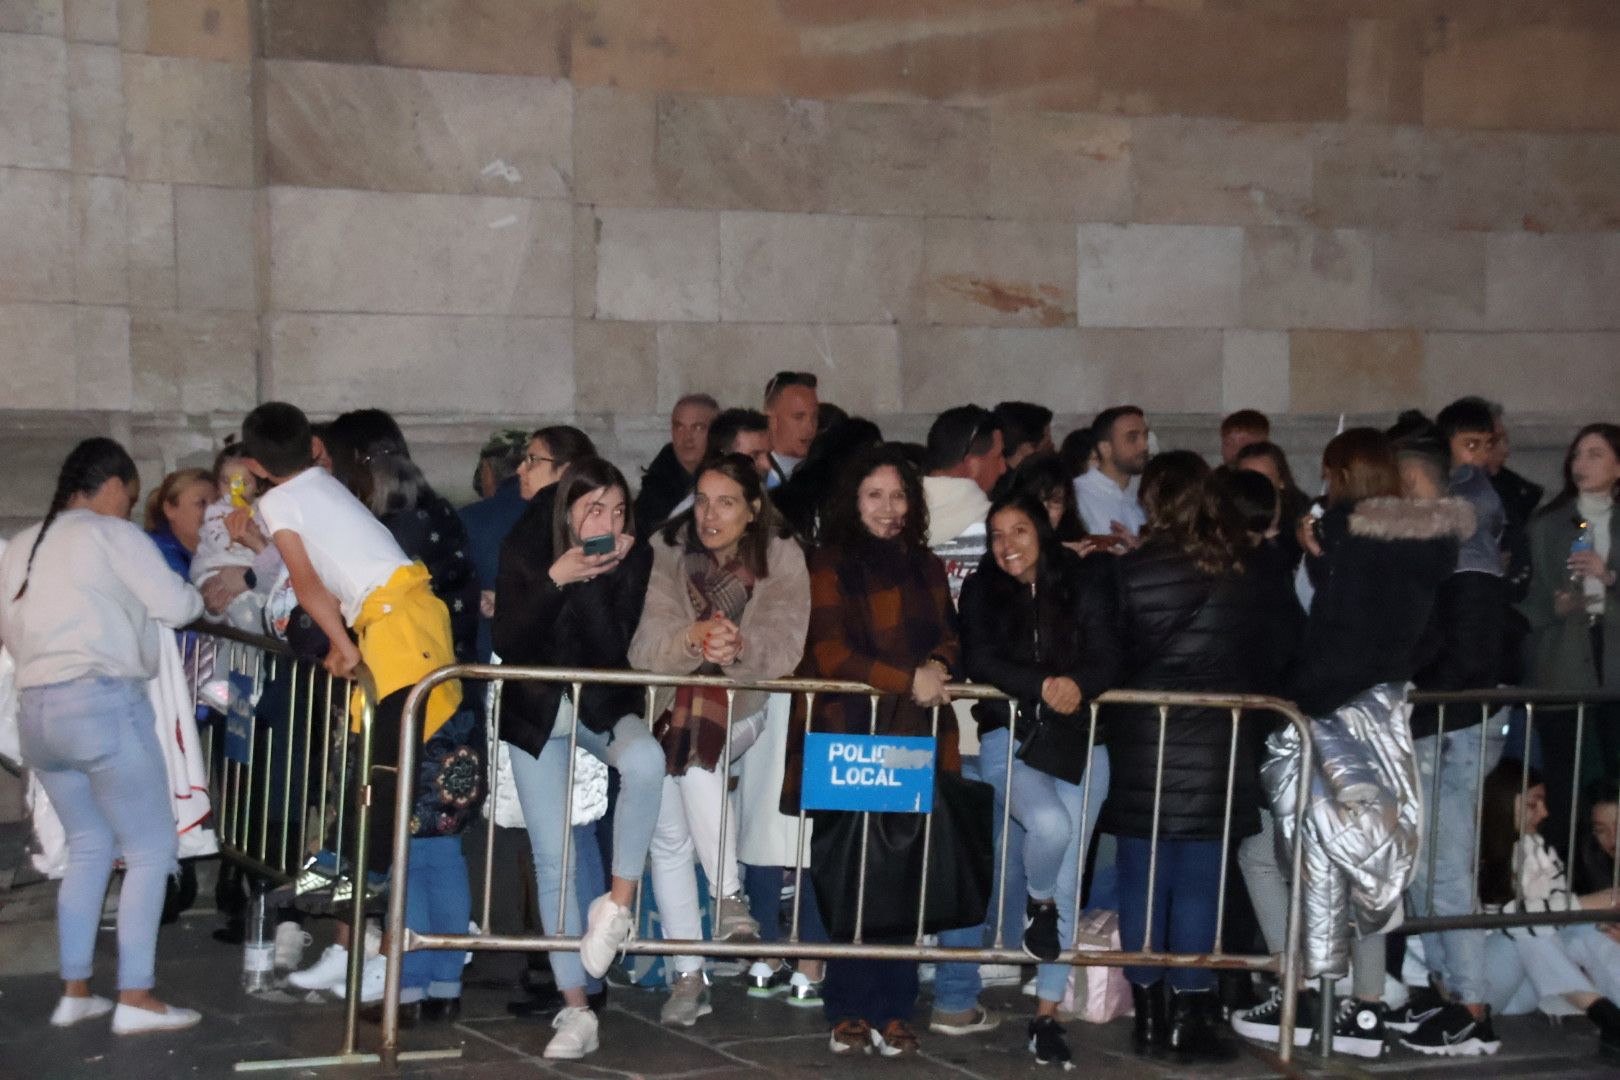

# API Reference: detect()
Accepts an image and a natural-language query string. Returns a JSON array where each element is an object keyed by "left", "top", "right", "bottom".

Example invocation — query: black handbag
[{"left": 809, "top": 770, "right": 995, "bottom": 942}]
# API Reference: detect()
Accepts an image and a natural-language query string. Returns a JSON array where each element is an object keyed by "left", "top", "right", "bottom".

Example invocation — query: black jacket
[
  {"left": 382, "top": 489, "right": 480, "bottom": 665},
  {"left": 1289, "top": 498, "right": 1469, "bottom": 718},
  {"left": 1100, "top": 539, "right": 1263, "bottom": 841},
  {"left": 1493, "top": 466, "right": 1544, "bottom": 604},
  {"left": 492, "top": 486, "right": 653, "bottom": 756},
  {"left": 960, "top": 548, "right": 1121, "bottom": 784},
  {"left": 1409, "top": 571, "right": 1507, "bottom": 738},
  {"left": 633, "top": 444, "right": 694, "bottom": 538}
]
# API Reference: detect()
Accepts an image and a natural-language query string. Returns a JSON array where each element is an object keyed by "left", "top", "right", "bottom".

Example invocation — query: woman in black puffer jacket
[{"left": 1103, "top": 450, "right": 1258, "bottom": 1061}]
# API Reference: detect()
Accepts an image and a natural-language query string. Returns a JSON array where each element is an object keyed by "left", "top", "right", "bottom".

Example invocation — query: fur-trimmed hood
[{"left": 1348, "top": 496, "right": 1475, "bottom": 543}]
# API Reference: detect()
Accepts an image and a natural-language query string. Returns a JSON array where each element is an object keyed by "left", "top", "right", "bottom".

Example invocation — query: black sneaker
[
  {"left": 1331, "top": 998, "right": 1388, "bottom": 1059},
  {"left": 1399, "top": 1003, "right": 1502, "bottom": 1057},
  {"left": 1028, "top": 1015, "right": 1073, "bottom": 1069},
  {"left": 1023, "top": 899, "right": 1061, "bottom": 963},
  {"left": 1230, "top": 985, "right": 1315, "bottom": 1048},
  {"left": 1385, "top": 983, "right": 1445, "bottom": 1034}
]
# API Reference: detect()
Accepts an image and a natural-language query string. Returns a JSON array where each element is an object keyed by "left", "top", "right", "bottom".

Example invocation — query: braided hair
[{"left": 14, "top": 437, "right": 138, "bottom": 601}]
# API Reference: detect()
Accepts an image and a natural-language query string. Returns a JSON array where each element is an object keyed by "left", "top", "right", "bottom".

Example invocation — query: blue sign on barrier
[
  {"left": 224, "top": 671, "right": 255, "bottom": 764},
  {"left": 800, "top": 733, "right": 936, "bottom": 813}
]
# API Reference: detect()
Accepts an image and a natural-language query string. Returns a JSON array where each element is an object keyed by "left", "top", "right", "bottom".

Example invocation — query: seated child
[{"left": 191, "top": 439, "right": 286, "bottom": 636}]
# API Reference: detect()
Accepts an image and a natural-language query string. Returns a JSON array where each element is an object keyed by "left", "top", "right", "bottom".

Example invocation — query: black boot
[
  {"left": 1169, "top": 989, "right": 1237, "bottom": 1062},
  {"left": 1132, "top": 980, "right": 1167, "bottom": 1052},
  {"left": 1588, "top": 998, "right": 1620, "bottom": 1058}
]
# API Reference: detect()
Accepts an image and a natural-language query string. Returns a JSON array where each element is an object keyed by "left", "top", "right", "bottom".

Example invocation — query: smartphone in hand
[{"left": 581, "top": 533, "right": 616, "bottom": 557}]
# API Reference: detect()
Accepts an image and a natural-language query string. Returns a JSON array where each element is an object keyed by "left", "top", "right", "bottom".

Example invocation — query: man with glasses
[
  {"left": 763, "top": 371, "right": 819, "bottom": 487},
  {"left": 635, "top": 393, "right": 719, "bottom": 536},
  {"left": 1076, "top": 406, "right": 1150, "bottom": 544}
]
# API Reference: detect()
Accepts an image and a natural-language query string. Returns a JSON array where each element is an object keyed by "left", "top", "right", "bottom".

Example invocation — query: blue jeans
[
  {"left": 1486, "top": 923, "right": 1620, "bottom": 1016},
  {"left": 744, "top": 863, "right": 831, "bottom": 946},
  {"left": 1015, "top": 747, "right": 1109, "bottom": 1002},
  {"left": 401, "top": 836, "right": 471, "bottom": 1002},
  {"left": 508, "top": 714, "right": 663, "bottom": 991},
  {"left": 1115, "top": 835, "right": 1222, "bottom": 991},
  {"left": 19, "top": 678, "right": 178, "bottom": 990},
  {"left": 1408, "top": 727, "right": 1503, "bottom": 1004}
]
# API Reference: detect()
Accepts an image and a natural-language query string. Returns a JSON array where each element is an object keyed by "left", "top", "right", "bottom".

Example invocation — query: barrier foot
[{"left": 232, "top": 1047, "right": 463, "bottom": 1072}]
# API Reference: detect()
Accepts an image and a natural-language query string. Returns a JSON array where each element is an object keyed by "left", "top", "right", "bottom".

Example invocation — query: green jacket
[{"left": 1520, "top": 503, "right": 1620, "bottom": 692}]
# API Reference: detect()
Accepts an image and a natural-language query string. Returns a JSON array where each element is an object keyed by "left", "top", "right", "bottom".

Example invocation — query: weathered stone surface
[
  {"left": 1346, "top": 17, "right": 1421, "bottom": 126},
  {"left": 574, "top": 320, "right": 657, "bottom": 414},
  {"left": 1370, "top": 231, "right": 1487, "bottom": 331},
  {"left": 64, "top": 0, "right": 116, "bottom": 43},
  {"left": 1486, "top": 233, "right": 1620, "bottom": 331},
  {"left": 265, "top": 60, "right": 573, "bottom": 199},
  {"left": 985, "top": 109, "right": 1132, "bottom": 222},
  {"left": 67, "top": 43, "right": 123, "bottom": 175},
  {"left": 572, "top": 204, "right": 596, "bottom": 318},
  {"left": 655, "top": 323, "right": 901, "bottom": 413},
  {"left": 269, "top": 188, "right": 572, "bottom": 317},
  {"left": 75, "top": 303, "right": 130, "bottom": 409},
  {"left": 1077, "top": 224, "right": 1243, "bottom": 328},
  {"left": 1242, "top": 227, "right": 1373, "bottom": 330},
  {"left": 268, "top": 313, "right": 573, "bottom": 415},
  {"left": 1, "top": 303, "right": 76, "bottom": 408},
  {"left": 0, "top": 0, "right": 59, "bottom": 35},
  {"left": 0, "top": 33, "right": 69, "bottom": 170},
  {"left": 1221, "top": 329, "right": 1290, "bottom": 415},
  {"left": 593, "top": 208, "right": 718, "bottom": 322},
  {"left": 176, "top": 184, "right": 255, "bottom": 311},
  {"left": 1094, "top": 8, "right": 1349, "bottom": 122},
  {"left": 573, "top": 87, "right": 660, "bottom": 209},
  {"left": 125, "top": 180, "right": 174, "bottom": 308},
  {"left": 0, "top": 167, "right": 72, "bottom": 302},
  {"left": 1313, "top": 125, "right": 1532, "bottom": 233},
  {"left": 124, "top": 55, "right": 253, "bottom": 186},
  {"left": 900, "top": 326, "right": 1223, "bottom": 413},
  {"left": 1524, "top": 133, "right": 1620, "bottom": 232},
  {"left": 123, "top": 0, "right": 251, "bottom": 62},
  {"left": 922, "top": 217, "right": 1075, "bottom": 328},
  {"left": 73, "top": 174, "right": 126, "bottom": 304},
  {"left": 1423, "top": 331, "right": 1620, "bottom": 412},
  {"left": 720, "top": 211, "right": 923, "bottom": 324},
  {"left": 130, "top": 308, "right": 257, "bottom": 412},
  {"left": 1289, "top": 329, "right": 1422, "bottom": 413},
  {"left": 1131, "top": 117, "right": 1318, "bottom": 228},
  {"left": 262, "top": 0, "right": 570, "bottom": 77},
  {"left": 1423, "top": 21, "right": 1620, "bottom": 133}
]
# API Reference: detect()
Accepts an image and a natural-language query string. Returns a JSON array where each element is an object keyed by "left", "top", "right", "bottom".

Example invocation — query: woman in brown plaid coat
[{"left": 781, "top": 443, "right": 960, "bottom": 1058}]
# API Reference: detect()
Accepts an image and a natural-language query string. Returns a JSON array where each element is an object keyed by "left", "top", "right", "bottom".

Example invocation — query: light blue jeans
[
  {"left": 19, "top": 677, "right": 178, "bottom": 991},
  {"left": 400, "top": 836, "right": 471, "bottom": 1003},
  {"left": 1408, "top": 727, "right": 1504, "bottom": 1004},
  {"left": 1485, "top": 924, "right": 1620, "bottom": 1016},
  {"left": 508, "top": 714, "right": 663, "bottom": 991},
  {"left": 1015, "top": 746, "right": 1109, "bottom": 1002}
]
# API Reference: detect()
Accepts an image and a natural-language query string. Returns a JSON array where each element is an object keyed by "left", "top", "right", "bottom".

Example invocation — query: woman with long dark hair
[{"left": 0, "top": 438, "right": 204, "bottom": 1034}]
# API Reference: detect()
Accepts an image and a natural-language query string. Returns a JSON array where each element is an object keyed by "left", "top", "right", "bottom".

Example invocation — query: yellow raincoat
[{"left": 352, "top": 562, "right": 462, "bottom": 741}]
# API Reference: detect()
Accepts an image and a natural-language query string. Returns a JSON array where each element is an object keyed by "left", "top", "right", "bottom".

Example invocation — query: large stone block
[
  {"left": 573, "top": 87, "right": 660, "bottom": 208},
  {"left": 985, "top": 109, "right": 1132, "bottom": 222},
  {"left": 0, "top": 1, "right": 60, "bottom": 35},
  {"left": 1221, "top": 329, "right": 1290, "bottom": 415},
  {"left": 67, "top": 43, "right": 123, "bottom": 175},
  {"left": 125, "top": 180, "right": 174, "bottom": 308},
  {"left": 130, "top": 309, "right": 258, "bottom": 412},
  {"left": 655, "top": 323, "right": 901, "bottom": 413},
  {"left": 269, "top": 188, "right": 572, "bottom": 317},
  {"left": 1423, "top": 21, "right": 1620, "bottom": 133},
  {"left": 1242, "top": 227, "right": 1373, "bottom": 330},
  {"left": 176, "top": 184, "right": 255, "bottom": 311},
  {"left": 124, "top": 55, "right": 252, "bottom": 186},
  {"left": 1345, "top": 17, "right": 1421, "bottom": 126},
  {"left": 1313, "top": 125, "right": 1531, "bottom": 233},
  {"left": 593, "top": 207, "right": 718, "bottom": 322},
  {"left": 1289, "top": 329, "right": 1422, "bottom": 413},
  {"left": 1094, "top": 8, "right": 1349, "bottom": 122},
  {"left": 0, "top": 167, "right": 72, "bottom": 302},
  {"left": 261, "top": 0, "right": 570, "bottom": 77},
  {"left": 922, "top": 217, "right": 1075, "bottom": 328},
  {"left": 1370, "top": 231, "right": 1487, "bottom": 331},
  {"left": 268, "top": 313, "right": 573, "bottom": 416},
  {"left": 1525, "top": 133, "right": 1620, "bottom": 233},
  {"left": 1486, "top": 233, "right": 1620, "bottom": 331},
  {"left": 265, "top": 60, "right": 573, "bottom": 200},
  {"left": 720, "top": 211, "right": 923, "bottom": 324},
  {"left": 575, "top": 320, "right": 657, "bottom": 415},
  {"left": 1076, "top": 223, "right": 1243, "bottom": 328},
  {"left": 900, "top": 326, "right": 1223, "bottom": 413},
  {"left": 64, "top": 0, "right": 116, "bottom": 43},
  {"left": 73, "top": 174, "right": 126, "bottom": 304},
  {"left": 122, "top": 0, "right": 251, "bottom": 62},
  {"left": 1131, "top": 117, "right": 1319, "bottom": 228},
  {"left": 0, "top": 33, "right": 69, "bottom": 170},
  {"left": 1, "top": 303, "right": 75, "bottom": 408},
  {"left": 1422, "top": 332, "right": 1620, "bottom": 412},
  {"left": 74, "top": 303, "right": 130, "bottom": 409}
]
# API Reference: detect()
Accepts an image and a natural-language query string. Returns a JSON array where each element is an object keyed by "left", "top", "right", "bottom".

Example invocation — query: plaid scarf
[{"left": 655, "top": 550, "right": 757, "bottom": 774}]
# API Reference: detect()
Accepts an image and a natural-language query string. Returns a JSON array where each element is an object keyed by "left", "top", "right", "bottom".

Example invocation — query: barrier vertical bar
[
  {"left": 556, "top": 683, "right": 583, "bottom": 931},
  {"left": 1516, "top": 707, "right": 1535, "bottom": 906},
  {"left": 279, "top": 662, "right": 299, "bottom": 872},
  {"left": 852, "top": 694, "right": 879, "bottom": 945},
  {"left": 1276, "top": 710, "right": 1311, "bottom": 1065},
  {"left": 480, "top": 681, "right": 502, "bottom": 934},
  {"left": 1472, "top": 704, "right": 1490, "bottom": 908},
  {"left": 1141, "top": 705, "right": 1169, "bottom": 953},
  {"left": 332, "top": 680, "right": 352, "bottom": 875},
  {"left": 1071, "top": 703, "right": 1100, "bottom": 943},
  {"left": 382, "top": 672, "right": 431, "bottom": 1062},
  {"left": 295, "top": 664, "right": 316, "bottom": 875},
  {"left": 1569, "top": 703, "right": 1588, "bottom": 869},
  {"left": 789, "top": 691, "right": 816, "bottom": 942},
  {"left": 1212, "top": 707, "right": 1241, "bottom": 951},
  {"left": 913, "top": 703, "right": 941, "bottom": 944},
  {"left": 715, "top": 688, "right": 738, "bottom": 912},
  {"left": 339, "top": 673, "right": 375, "bottom": 1058},
  {"left": 1424, "top": 704, "right": 1447, "bottom": 913},
  {"left": 994, "top": 699, "right": 1017, "bottom": 949}
]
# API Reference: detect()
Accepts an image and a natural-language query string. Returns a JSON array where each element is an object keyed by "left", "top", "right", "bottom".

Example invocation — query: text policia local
[{"left": 825, "top": 741, "right": 932, "bottom": 787}]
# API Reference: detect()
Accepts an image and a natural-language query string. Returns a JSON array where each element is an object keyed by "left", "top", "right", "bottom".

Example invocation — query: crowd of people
[{"left": 2, "top": 377, "right": 1618, "bottom": 1069}]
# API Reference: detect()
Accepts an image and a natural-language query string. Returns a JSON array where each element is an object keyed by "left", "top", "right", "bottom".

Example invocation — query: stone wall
[{"left": 3, "top": 0, "right": 1619, "bottom": 529}]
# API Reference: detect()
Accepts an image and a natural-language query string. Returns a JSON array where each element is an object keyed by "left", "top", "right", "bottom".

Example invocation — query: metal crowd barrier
[
  {"left": 378, "top": 664, "right": 1317, "bottom": 1067},
  {"left": 181, "top": 624, "right": 389, "bottom": 1072}
]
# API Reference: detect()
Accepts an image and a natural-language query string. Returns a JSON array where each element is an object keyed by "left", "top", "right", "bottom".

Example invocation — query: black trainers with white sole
[
  {"left": 1028, "top": 1015, "right": 1073, "bottom": 1069},
  {"left": 1331, "top": 998, "right": 1389, "bottom": 1059},
  {"left": 1385, "top": 983, "right": 1445, "bottom": 1034},
  {"left": 1398, "top": 1003, "right": 1502, "bottom": 1057},
  {"left": 1023, "top": 899, "right": 1061, "bottom": 963},
  {"left": 1230, "top": 985, "right": 1316, "bottom": 1048}
]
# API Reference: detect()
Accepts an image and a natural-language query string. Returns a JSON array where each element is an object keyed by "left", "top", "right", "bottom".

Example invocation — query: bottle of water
[
  {"left": 1571, "top": 520, "right": 1595, "bottom": 588},
  {"left": 241, "top": 892, "right": 275, "bottom": 993}
]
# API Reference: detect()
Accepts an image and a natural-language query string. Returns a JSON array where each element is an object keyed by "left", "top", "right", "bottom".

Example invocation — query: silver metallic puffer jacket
[{"left": 1262, "top": 682, "right": 1422, "bottom": 979}]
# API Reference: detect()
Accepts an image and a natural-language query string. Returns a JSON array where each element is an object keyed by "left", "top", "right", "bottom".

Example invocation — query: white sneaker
[
  {"left": 111, "top": 1002, "right": 202, "bottom": 1035},
  {"left": 979, "top": 964, "right": 1024, "bottom": 987},
  {"left": 579, "top": 894, "right": 634, "bottom": 979},
  {"left": 274, "top": 923, "right": 313, "bottom": 971},
  {"left": 49, "top": 995, "right": 113, "bottom": 1027},
  {"left": 287, "top": 944, "right": 349, "bottom": 992},
  {"left": 357, "top": 954, "right": 386, "bottom": 1003},
  {"left": 364, "top": 923, "right": 382, "bottom": 958},
  {"left": 543, "top": 1005, "right": 600, "bottom": 1060}
]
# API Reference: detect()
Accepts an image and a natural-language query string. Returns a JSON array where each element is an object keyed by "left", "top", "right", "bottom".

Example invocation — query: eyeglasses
[
  {"left": 522, "top": 453, "right": 557, "bottom": 469},
  {"left": 764, "top": 370, "right": 818, "bottom": 400},
  {"left": 959, "top": 412, "right": 998, "bottom": 462}
]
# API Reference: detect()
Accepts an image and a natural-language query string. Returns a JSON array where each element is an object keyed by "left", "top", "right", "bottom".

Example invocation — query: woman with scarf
[{"left": 629, "top": 453, "right": 810, "bottom": 1029}]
